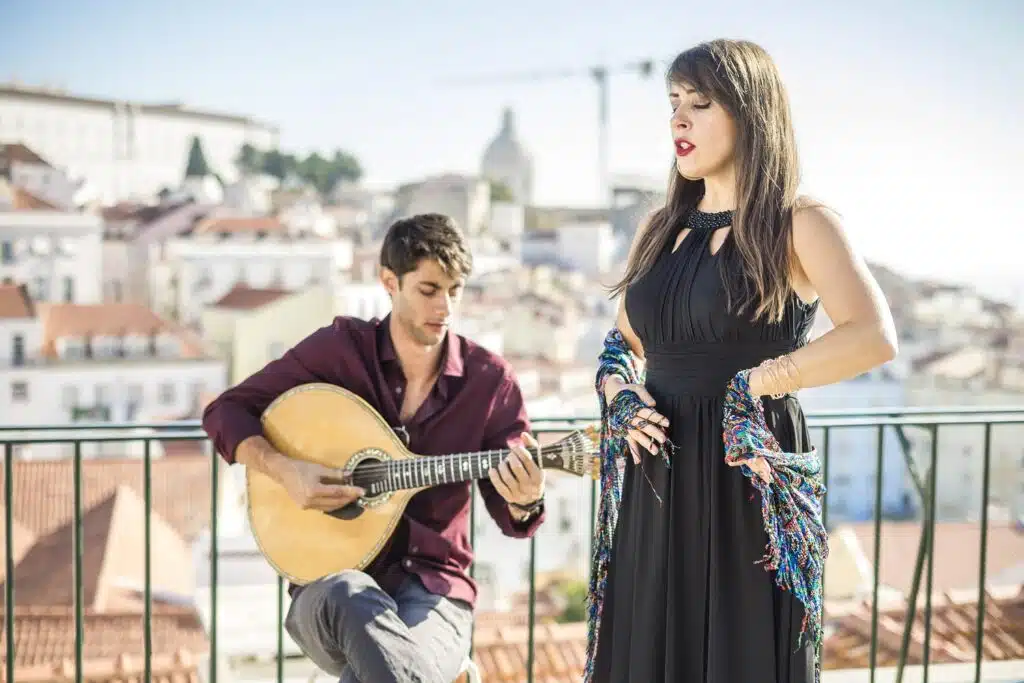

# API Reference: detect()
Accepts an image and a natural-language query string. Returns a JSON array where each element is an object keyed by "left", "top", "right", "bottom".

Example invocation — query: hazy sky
[{"left": 2, "top": 0, "right": 1022, "bottom": 298}]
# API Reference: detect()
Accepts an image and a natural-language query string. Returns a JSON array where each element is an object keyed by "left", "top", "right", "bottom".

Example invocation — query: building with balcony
[
  {"left": 150, "top": 216, "right": 352, "bottom": 328},
  {"left": 0, "top": 186, "right": 103, "bottom": 304},
  {"left": 0, "top": 286, "right": 225, "bottom": 458}
]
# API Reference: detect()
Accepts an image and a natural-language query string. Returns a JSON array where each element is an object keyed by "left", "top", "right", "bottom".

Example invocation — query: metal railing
[{"left": 1, "top": 406, "right": 1022, "bottom": 683}]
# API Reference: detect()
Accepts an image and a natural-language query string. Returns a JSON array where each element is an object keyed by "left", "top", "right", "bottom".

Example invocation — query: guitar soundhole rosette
[{"left": 348, "top": 447, "right": 392, "bottom": 509}]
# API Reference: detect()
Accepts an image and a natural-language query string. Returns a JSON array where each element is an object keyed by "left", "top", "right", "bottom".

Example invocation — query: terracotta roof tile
[
  {"left": 0, "top": 606, "right": 207, "bottom": 671},
  {"left": 211, "top": 284, "right": 292, "bottom": 310},
  {"left": 472, "top": 622, "right": 587, "bottom": 683},
  {"left": 0, "top": 453, "right": 214, "bottom": 546},
  {"left": 5, "top": 485, "right": 193, "bottom": 610},
  {"left": 0, "top": 143, "right": 50, "bottom": 167},
  {"left": 823, "top": 584, "right": 1024, "bottom": 668},
  {"left": 0, "top": 519, "right": 35, "bottom": 581},
  {"left": 10, "top": 187, "right": 60, "bottom": 211},
  {"left": 842, "top": 521, "right": 1024, "bottom": 595},
  {"left": 469, "top": 584, "right": 1024, "bottom": 678},
  {"left": 36, "top": 303, "right": 208, "bottom": 359},
  {"left": 191, "top": 216, "right": 286, "bottom": 236},
  {"left": 0, "top": 284, "right": 34, "bottom": 319}
]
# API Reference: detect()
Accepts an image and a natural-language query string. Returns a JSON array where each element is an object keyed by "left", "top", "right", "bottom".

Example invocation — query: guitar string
[
  {"left": 332, "top": 440, "right": 595, "bottom": 482},
  {"left": 342, "top": 442, "right": 592, "bottom": 477}
]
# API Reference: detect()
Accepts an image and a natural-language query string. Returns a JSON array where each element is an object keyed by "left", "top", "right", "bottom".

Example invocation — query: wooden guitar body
[
  {"left": 246, "top": 383, "right": 598, "bottom": 585},
  {"left": 247, "top": 383, "right": 419, "bottom": 584}
]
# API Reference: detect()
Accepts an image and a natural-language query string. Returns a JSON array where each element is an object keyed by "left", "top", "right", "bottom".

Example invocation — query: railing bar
[
  {"left": 973, "top": 423, "right": 992, "bottom": 683},
  {"left": 2, "top": 406, "right": 1023, "bottom": 434},
  {"left": 468, "top": 486, "right": 476, "bottom": 659},
  {"left": 276, "top": 575, "right": 285, "bottom": 683},
  {"left": 4, "top": 415, "right": 1024, "bottom": 443},
  {"left": 4, "top": 442, "right": 15, "bottom": 683},
  {"left": 526, "top": 534, "right": 536, "bottom": 683},
  {"left": 73, "top": 440, "right": 84, "bottom": 683},
  {"left": 144, "top": 439, "right": 153, "bottom": 683},
  {"left": 923, "top": 425, "right": 939, "bottom": 682},
  {"left": 210, "top": 444, "right": 219, "bottom": 683},
  {"left": 869, "top": 425, "right": 884, "bottom": 679}
]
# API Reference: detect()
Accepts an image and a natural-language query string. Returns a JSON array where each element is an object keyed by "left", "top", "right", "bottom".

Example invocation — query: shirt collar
[{"left": 377, "top": 314, "right": 465, "bottom": 380}]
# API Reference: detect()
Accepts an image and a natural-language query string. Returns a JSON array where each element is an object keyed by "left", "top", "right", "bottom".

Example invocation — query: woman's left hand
[{"left": 727, "top": 455, "right": 772, "bottom": 484}]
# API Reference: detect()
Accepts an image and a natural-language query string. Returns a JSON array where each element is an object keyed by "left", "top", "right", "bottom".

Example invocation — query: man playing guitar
[{"left": 202, "top": 213, "right": 546, "bottom": 683}]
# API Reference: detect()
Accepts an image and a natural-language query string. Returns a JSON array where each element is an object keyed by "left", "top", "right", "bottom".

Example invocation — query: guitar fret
[{"left": 373, "top": 443, "right": 572, "bottom": 495}]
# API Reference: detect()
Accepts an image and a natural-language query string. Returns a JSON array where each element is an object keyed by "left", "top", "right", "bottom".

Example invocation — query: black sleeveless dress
[{"left": 591, "top": 218, "right": 819, "bottom": 682}]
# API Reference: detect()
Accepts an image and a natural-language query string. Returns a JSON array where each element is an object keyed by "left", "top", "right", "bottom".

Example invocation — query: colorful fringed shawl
[
  {"left": 585, "top": 331, "right": 828, "bottom": 683},
  {"left": 723, "top": 369, "right": 828, "bottom": 682},
  {"left": 585, "top": 328, "right": 642, "bottom": 682}
]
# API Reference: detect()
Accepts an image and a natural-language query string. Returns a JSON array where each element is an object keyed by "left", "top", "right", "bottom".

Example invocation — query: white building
[
  {"left": 0, "top": 284, "right": 226, "bottom": 456},
  {"left": 390, "top": 174, "right": 490, "bottom": 237},
  {"left": 1, "top": 143, "right": 90, "bottom": 210},
  {"left": 556, "top": 220, "right": 617, "bottom": 275},
  {"left": 0, "top": 186, "right": 103, "bottom": 303},
  {"left": 0, "top": 83, "right": 278, "bottom": 204},
  {"left": 334, "top": 281, "right": 392, "bottom": 322},
  {"left": 150, "top": 215, "right": 354, "bottom": 328}
]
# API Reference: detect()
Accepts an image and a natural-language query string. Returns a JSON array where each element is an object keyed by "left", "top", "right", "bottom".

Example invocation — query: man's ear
[{"left": 379, "top": 267, "right": 400, "bottom": 297}]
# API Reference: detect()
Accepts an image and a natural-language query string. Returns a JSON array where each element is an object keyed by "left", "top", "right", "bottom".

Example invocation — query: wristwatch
[{"left": 509, "top": 495, "right": 544, "bottom": 520}]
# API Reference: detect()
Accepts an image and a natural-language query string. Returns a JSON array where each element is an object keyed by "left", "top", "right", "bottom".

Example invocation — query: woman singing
[{"left": 587, "top": 39, "right": 898, "bottom": 682}]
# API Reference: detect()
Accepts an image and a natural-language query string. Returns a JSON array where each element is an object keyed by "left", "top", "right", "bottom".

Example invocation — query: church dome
[{"left": 481, "top": 107, "right": 533, "bottom": 203}]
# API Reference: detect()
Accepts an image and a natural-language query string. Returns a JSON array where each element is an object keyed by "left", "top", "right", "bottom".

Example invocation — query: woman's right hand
[{"left": 603, "top": 376, "right": 670, "bottom": 464}]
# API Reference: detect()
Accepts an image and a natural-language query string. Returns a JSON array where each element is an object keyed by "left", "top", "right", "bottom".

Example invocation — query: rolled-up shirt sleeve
[
  {"left": 477, "top": 370, "right": 546, "bottom": 538},
  {"left": 201, "top": 323, "right": 340, "bottom": 463}
]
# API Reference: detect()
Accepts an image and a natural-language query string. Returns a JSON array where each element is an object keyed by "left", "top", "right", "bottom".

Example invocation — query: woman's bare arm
[{"left": 750, "top": 204, "right": 898, "bottom": 395}]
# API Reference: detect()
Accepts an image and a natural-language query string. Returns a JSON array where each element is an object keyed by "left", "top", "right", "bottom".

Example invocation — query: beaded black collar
[{"left": 685, "top": 207, "right": 734, "bottom": 231}]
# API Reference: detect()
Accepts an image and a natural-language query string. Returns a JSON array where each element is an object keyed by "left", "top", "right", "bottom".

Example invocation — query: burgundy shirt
[{"left": 201, "top": 314, "right": 545, "bottom": 607}]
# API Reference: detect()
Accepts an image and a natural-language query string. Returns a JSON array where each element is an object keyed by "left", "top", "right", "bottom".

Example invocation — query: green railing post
[
  {"left": 468, "top": 486, "right": 476, "bottom": 660},
  {"left": 73, "top": 440, "right": 83, "bottom": 683},
  {"left": 922, "top": 425, "right": 939, "bottom": 683},
  {"left": 869, "top": 425, "right": 884, "bottom": 679},
  {"left": 210, "top": 445, "right": 219, "bottom": 683},
  {"left": 277, "top": 575, "right": 285, "bottom": 683},
  {"left": 973, "top": 423, "right": 992, "bottom": 683},
  {"left": 4, "top": 442, "right": 14, "bottom": 683},
  {"left": 144, "top": 439, "right": 153, "bottom": 683},
  {"left": 526, "top": 534, "right": 536, "bottom": 683}
]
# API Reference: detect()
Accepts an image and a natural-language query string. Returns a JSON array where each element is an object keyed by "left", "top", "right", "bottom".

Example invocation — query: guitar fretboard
[{"left": 354, "top": 449, "right": 511, "bottom": 495}]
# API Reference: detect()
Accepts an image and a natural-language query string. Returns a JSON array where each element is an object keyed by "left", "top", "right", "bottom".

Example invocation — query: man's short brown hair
[{"left": 379, "top": 213, "right": 473, "bottom": 281}]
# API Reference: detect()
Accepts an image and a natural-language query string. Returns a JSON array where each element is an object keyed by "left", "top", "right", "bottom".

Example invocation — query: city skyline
[{"left": 1, "top": 0, "right": 1022, "bottom": 302}]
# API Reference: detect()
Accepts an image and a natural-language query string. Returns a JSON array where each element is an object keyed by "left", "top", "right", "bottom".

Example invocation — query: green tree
[
  {"left": 184, "top": 136, "right": 211, "bottom": 178},
  {"left": 555, "top": 579, "right": 589, "bottom": 623},
  {"left": 489, "top": 179, "right": 515, "bottom": 202},
  {"left": 235, "top": 143, "right": 264, "bottom": 175},
  {"left": 261, "top": 149, "right": 291, "bottom": 180}
]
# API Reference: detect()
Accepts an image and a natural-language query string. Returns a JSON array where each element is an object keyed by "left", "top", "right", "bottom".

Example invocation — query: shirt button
[
  {"left": 404, "top": 559, "right": 412, "bottom": 568},
  {"left": 411, "top": 546, "right": 419, "bottom": 553},
  {"left": 396, "top": 386, "right": 403, "bottom": 394}
]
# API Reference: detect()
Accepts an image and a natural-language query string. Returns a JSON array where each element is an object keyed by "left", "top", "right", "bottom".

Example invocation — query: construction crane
[{"left": 438, "top": 58, "right": 665, "bottom": 204}]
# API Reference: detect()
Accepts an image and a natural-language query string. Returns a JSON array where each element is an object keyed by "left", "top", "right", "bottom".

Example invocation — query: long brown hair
[{"left": 610, "top": 39, "right": 801, "bottom": 323}]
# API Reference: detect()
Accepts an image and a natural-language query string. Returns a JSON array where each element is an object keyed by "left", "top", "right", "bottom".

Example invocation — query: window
[
  {"left": 11, "top": 381, "right": 28, "bottom": 403},
  {"left": 159, "top": 382, "right": 175, "bottom": 405},
  {"left": 62, "top": 276, "right": 74, "bottom": 303},
  {"left": 0, "top": 241, "right": 12, "bottom": 264},
  {"left": 62, "top": 385, "right": 78, "bottom": 409},
  {"left": 11, "top": 334, "right": 24, "bottom": 366}
]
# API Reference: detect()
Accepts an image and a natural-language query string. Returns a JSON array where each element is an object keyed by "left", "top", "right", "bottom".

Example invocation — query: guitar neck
[{"left": 358, "top": 449, "right": 511, "bottom": 494}]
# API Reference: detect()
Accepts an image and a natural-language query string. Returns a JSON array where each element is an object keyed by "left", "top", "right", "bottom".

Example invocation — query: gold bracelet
[{"left": 758, "top": 354, "right": 801, "bottom": 399}]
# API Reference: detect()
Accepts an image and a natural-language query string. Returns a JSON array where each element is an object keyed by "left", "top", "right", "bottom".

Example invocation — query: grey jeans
[{"left": 284, "top": 570, "right": 473, "bottom": 683}]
